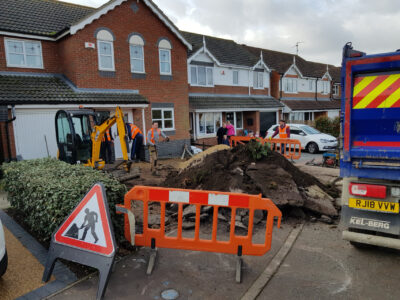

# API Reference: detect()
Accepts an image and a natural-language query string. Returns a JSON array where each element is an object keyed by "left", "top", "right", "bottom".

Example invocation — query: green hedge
[
  {"left": 1, "top": 158, "right": 127, "bottom": 244},
  {"left": 315, "top": 116, "right": 340, "bottom": 138}
]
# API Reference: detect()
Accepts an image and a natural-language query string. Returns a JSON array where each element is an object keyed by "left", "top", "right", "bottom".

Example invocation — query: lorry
[{"left": 341, "top": 43, "right": 400, "bottom": 249}]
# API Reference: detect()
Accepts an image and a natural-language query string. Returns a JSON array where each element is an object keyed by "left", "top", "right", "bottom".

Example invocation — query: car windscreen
[{"left": 300, "top": 126, "right": 320, "bottom": 135}]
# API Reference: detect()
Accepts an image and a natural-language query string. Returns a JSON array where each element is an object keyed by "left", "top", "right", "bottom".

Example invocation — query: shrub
[
  {"left": 315, "top": 116, "right": 340, "bottom": 138},
  {"left": 246, "top": 140, "right": 271, "bottom": 160},
  {"left": 1, "top": 158, "right": 127, "bottom": 244}
]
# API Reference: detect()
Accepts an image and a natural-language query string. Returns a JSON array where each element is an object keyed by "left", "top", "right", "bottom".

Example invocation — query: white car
[
  {"left": 265, "top": 124, "right": 338, "bottom": 154},
  {"left": 0, "top": 218, "right": 7, "bottom": 277}
]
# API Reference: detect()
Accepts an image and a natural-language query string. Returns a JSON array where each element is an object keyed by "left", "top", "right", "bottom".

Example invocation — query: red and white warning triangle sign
[{"left": 54, "top": 183, "right": 116, "bottom": 257}]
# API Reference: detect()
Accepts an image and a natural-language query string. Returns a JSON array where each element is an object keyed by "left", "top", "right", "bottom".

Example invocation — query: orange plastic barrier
[
  {"left": 117, "top": 186, "right": 281, "bottom": 257},
  {"left": 229, "top": 136, "right": 302, "bottom": 160},
  {"left": 269, "top": 138, "right": 302, "bottom": 160},
  {"left": 230, "top": 136, "right": 266, "bottom": 147}
]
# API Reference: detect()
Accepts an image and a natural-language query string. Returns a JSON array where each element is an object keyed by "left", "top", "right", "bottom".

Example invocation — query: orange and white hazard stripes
[
  {"left": 353, "top": 74, "right": 400, "bottom": 109},
  {"left": 148, "top": 188, "right": 250, "bottom": 207}
]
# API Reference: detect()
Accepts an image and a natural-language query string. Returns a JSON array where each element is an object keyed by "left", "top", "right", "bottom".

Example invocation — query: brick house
[
  {"left": 245, "top": 46, "right": 341, "bottom": 123},
  {"left": 181, "top": 32, "right": 283, "bottom": 142},
  {"left": 0, "top": 0, "right": 192, "bottom": 161}
]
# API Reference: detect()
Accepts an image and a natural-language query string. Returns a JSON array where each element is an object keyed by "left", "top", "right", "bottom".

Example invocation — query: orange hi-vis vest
[
  {"left": 102, "top": 130, "right": 112, "bottom": 142},
  {"left": 149, "top": 128, "right": 161, "bottom": 144},
  {"left": 279, "top": 125, "right": 289, "bottom": 139},
  {"left": 129, "top": 124, "right": 142, "bottom": 140}
]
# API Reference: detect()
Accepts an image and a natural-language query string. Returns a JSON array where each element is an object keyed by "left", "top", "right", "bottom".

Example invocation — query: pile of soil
[{"left": 163, "top": 144, "right": 340, "bottom": 219}]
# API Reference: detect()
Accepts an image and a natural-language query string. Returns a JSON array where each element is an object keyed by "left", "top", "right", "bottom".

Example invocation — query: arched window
[
  {"left": 129, "top": 34, "right": 145, "bottom": 73},
  {"left": 158, "top": 38, "right": 172, "bottom": 75},
  {"left": 96, "top": 29, "right": 115, "bottom": 71}
]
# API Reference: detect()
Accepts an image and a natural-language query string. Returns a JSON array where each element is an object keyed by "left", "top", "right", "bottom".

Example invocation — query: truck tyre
[
  {"left": 307, "top": 142, "right": 319, "bottom": 154},
  {"left": 0, "top": 251, "right": 7, "bottom": 277}
]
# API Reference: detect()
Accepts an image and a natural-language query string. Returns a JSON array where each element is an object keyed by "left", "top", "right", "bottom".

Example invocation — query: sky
[{"left": 60, "top": 0, "right": 400, "bottom": 66}]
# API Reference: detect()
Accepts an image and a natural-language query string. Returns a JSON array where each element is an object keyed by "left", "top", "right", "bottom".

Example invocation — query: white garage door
[{"left": 13, "top": 109, "right": 59, "bottom": 160}]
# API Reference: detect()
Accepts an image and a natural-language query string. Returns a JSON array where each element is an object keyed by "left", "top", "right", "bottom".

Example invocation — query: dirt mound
[
  {"left": 179, "top": 144, "right": 230, "bottom": 170},
  {"left": 163, "top": 144, "right": 339, "bottom": 218}
]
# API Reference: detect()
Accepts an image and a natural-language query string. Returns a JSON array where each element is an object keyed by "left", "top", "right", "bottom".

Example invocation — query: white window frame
[
  {"left": 190, "top": 65, "right": 214, "bottom": 87},
  {"left": 196, "top": 112, "right": 222, "bottom": 137},
  {"left": 97, "top": 40, "right": 115, "bottom": 71},
  {"left": 308, "top": 80, "right": 314, "bottom": 91},
  {"left": 226, "top": 111, "right": 243, "bottom": 130},
  {"left": 233, "top": 70, "right": 239, "bottom": 85},
  {"left": 159, "top": 48, "right": 172, "bottom": 75},
  {"left": 284, "top": 78, "right": 298, "bottom": 93},
  {"left": 129, "top": 44, "right": 145, "bottom": 74},
  {"left": 333, "top": 84, "right": 339, "bottom": 95},
  {"left": 151, "top": 108, "right": 175, "bottom": 131},
  {"left": 4, "top": 38, "right": 44, "bottom": 69},
  {"left": 253, "top": 71, "right": 264, "bottom": 89},
  {"left": 322, "top": 81, "right": 330, "bottom": 94}
]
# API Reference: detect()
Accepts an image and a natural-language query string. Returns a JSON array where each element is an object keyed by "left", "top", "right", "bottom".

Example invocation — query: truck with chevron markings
[{"left": 340, "top": 43, "right": 400, "bottom": 249}]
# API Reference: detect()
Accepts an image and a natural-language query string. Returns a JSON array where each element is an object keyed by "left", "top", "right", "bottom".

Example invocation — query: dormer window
[
  {"left": 96, "top": 29, "right": 115, "bottom": 71},
  {"left": 158, "top": 39, "right": 172, "bottom": 75},
  {"left": 284, "top": 78, "right": 298, "bottom": 93},
  {"left": 129, "top": 34, "right": 145, "bottom": 73},
  {"left": 5, "top": 38, "right": 43, "bottom": 69},
  {"left": 253, "top": 71, "right": 264, "bottom": 89},
  {"left": 190, "top": 65, "right": 213, "bottom": 86},
  {"left": 322, "top": 81, "right": 330, "bottom": 94}
]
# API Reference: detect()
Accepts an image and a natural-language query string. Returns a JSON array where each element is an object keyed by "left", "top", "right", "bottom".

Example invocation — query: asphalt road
[
  {"left": 51, "top": 221, "right": 400, "bottom": 300},
  {"left": 296, "top": 151, "right": 323, "bottom": 164}
]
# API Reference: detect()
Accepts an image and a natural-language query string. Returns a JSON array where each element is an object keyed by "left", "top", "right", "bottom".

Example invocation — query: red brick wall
[
  {"left": 189, "top": 85, "right": 269, "bottom": 96},
  {"left": 270, "top": 71, "right": 281, "bottom": 99},
  {"left": 0, "top": 36, "right": 61, "bottom": 73},
  {"left": 57, "top": 0, "right": 190, "bottom": 141}
]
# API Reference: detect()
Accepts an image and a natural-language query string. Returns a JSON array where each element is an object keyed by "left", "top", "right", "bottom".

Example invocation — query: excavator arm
[{"left": 86, "top": 107, "right": 131, "bottom": 171}]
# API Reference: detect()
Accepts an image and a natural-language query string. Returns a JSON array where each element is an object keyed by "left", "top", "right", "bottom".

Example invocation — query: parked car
[
  {"left": 0, "top": 218, "right": 7, "bottom": 277},
  {"left": 265, "top": 124, "right": 338, "bottom": 154}
]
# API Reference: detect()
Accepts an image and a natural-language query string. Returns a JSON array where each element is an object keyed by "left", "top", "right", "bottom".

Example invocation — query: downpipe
[{"left": 5, "top": 106, "right": 16, "bottom": 162}]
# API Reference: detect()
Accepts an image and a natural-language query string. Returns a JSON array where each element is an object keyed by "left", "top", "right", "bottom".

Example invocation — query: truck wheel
[
  {"left": 307, "top": 142, "right": 319, "bottom": 154},
  {"left": 0, "top": 251, "right": 7, "bottom": 277}
]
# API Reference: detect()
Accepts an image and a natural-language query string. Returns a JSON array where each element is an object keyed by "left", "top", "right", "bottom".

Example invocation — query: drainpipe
[
  {"left": 279, "top": 74, "right": 283, "bottom": 100},
  {"left": 5, "top": 106, "right": 16, "bottom": 162},
  {"left": 315, "top": 78, "right": 319, "bottom": 101}
]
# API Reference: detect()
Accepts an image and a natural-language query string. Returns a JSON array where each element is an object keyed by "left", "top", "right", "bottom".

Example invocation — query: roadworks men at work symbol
[
  {"left": 54, "top": 184, "right": 114, "bottom": 255},
  {"left": 43, "top": 183, "right": 116, "bottom": 300}
]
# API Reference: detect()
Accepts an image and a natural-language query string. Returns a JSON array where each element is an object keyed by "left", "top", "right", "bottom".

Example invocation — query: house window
[
  {"left": 5, "top": 38, "right": 43, "bottom": 68},
  {"left": 198, "top": 112, "right": 221, "bottom": 136},
  {"left": 233, "top": 70, "right": 239, "bottom": 85},
  {"left": 284, "top": 78, "right": 298, "bottom": 93},
  {"left": 152, "top": 108, "right": 174, "bottom": 130},
  {"left": 322, "top": 81, "right": 330, "bottom": 94},
  {"left": 333, "top": 85, "right": 339, "bottom": 95},
  {"left": 226, "top": 112, "right": 243, "bottom": 130},
  {"left": 309, "top": 80, "right": 314, "bottom": 91},
  {"left": 96, "top": 29, "right": 115, "bottom": 71},
  {"left": 158, "top": 39, "right": 172, "bottom": 75},
  {"left": 129, "top": 34, "right": 145, "bottom": 73},
  {"left": 190, "top": 65, "right": 213, "bottom": 86},
  {"left": 253, "top": 71, "right": 264, "bottom": 89}
]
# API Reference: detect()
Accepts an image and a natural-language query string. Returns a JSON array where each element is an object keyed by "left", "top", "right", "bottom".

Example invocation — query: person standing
[
  {"left": 226, "top": 121, "right": 235, "bottom": 139},
  {"left": 270, "top": 119, "right": 290, "bottom": 154},
  {"left": 147, "top": 121, "right": 169, "bottom": 175},
  {"left": 222, "top": 134, "right": 230, "bottom": 146},
  {"left": 100, "top": 128, "right": 114, "bottom": 164},
  {"left": 216, "top": 122, "right": 227, "bottom": 144},
  {"left": 128, "top": 123, "right": 143, "bottom": 162}
]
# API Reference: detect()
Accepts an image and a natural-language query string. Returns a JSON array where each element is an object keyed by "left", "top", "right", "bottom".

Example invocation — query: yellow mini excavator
[{"left": 55, "top": 106, "right": 131, "bottom": 171}]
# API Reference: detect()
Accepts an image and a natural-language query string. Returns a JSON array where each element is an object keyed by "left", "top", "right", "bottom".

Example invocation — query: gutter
[{"left": 5, "top": 106, "right": 16, "bottom": 162}]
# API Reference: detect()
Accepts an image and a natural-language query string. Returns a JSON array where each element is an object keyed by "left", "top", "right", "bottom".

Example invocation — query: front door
[{"left": 260, "top": 112, "right": 277, "bottom": 137}]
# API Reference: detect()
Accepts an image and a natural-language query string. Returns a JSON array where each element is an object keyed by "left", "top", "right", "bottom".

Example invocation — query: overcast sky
[{"left": 61, "top": 0, "right": 400, "bottom": 66}]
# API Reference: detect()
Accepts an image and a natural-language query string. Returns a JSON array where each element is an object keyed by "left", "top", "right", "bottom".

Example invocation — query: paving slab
[{"left": 51, "top": 222, "right": 291, "bottom": 300}]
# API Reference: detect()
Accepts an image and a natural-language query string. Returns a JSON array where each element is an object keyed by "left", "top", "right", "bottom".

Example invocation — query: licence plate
[{"left": 349, "top": 198, "right": 399, "bottom": 213}]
